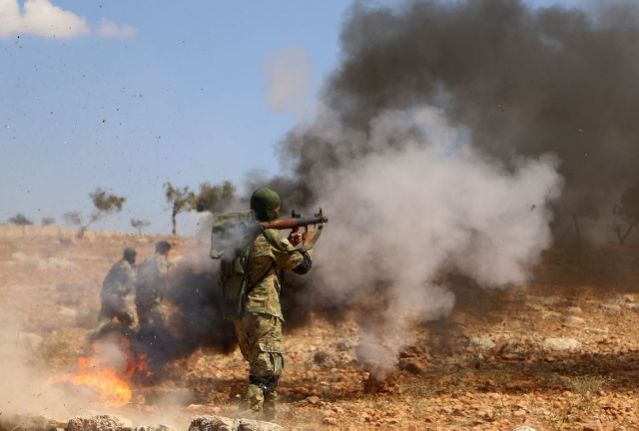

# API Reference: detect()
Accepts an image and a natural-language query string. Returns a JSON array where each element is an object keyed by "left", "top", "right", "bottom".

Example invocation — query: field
[{"left": 1, "top": 225, "right": 639, "bottom": 430}]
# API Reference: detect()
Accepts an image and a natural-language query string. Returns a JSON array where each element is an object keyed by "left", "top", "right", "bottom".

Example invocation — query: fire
[{"left": 49, "top": 342, "right": 152, "bottom": 407}]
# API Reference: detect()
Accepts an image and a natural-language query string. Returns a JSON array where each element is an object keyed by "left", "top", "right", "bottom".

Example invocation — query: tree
[
  {"left": 76, "top": 188, "right": 127, "bottom": 238},
  {"left": 164, "top": 182, "right": 195, "bottom": 235},
  {"left": 7, "top": 214, "right": 33, "bottom": 225},
  {"left": 131, "top": 218, "right": 151, "bottom": 235},
  {"left": 613, "top": 185, "right": 639, "bottom": 245},
  {"left": 195, "top": 180, "right": 236, "bottom": 213},
  {"left": 41, "top": 217, "right": 56, "bottom": 226}
]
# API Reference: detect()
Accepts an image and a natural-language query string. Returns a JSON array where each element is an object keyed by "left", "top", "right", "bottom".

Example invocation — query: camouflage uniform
[
  {"left": 235, "top": 228, "right": 312, "bottom": 416},
  {"left": 135, "top": 253, "right": 169, "bottom": 327},
  {"left": 98, "top": 258, "right": 136, "bottom": 328}
]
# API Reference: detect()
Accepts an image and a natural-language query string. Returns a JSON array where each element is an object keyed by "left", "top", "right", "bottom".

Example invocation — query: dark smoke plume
[
  {"left": 139, "top": 0, "right": 639, "bottom": 373},
  {"left": 281, "top": 0, "right": 639, "bottom": 239}
]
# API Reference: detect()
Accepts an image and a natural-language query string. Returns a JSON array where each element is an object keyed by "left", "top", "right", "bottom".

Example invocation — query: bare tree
[
  {"left": 8, "top": 214, "right": 33, "bottom": 225},
  {"left": 195, "top": 180, "right": 236, "bottom": 213},
  {"left": 76, "top": 188, "right": 127, "bottom": 238},
  {"left": 613, "top": 185, "right": 639, "bottom": 245},
  {"left": 164, "top": 181, "right": 195, "bottom": 235},
  {"left": 41, "top": 217, "right": 55, "bottom": 226},
  {"left": 131, "top": 218, "right": 151, "bottom": 235}
]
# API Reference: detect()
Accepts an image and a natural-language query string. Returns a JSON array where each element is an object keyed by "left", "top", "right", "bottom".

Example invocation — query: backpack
[{"left": 210, "top": 211, "right": 265, "bottom": 320}]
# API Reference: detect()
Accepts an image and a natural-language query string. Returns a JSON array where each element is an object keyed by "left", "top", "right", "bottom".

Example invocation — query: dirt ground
[{"left": 2, "top": 225, "right": 639, "bottom": 430}]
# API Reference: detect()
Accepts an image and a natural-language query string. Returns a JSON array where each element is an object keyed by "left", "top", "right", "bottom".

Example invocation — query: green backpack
[{"left": 210, "top": 211, "right": 269, "bottom": 320}]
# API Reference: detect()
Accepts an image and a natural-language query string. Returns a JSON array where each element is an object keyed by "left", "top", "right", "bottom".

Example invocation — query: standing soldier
[
  {"left": 234, "top": 188, "right": 316, "bottom": 419},
  {"left": 95, "top": 247, "right": 137, "bottom": 338},
  {"left": 135, "top": 241, "right": 171, "bottom": 328}
]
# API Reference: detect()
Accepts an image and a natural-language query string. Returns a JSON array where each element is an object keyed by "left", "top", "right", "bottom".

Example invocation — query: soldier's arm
[{"left": 266, "top": 230, "right": 313, "bottom": 274}]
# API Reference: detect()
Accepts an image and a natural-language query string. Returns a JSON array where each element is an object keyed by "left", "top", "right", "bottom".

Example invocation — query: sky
[{"left": 0, "top": 0, "right": 585, "bottom": 235}]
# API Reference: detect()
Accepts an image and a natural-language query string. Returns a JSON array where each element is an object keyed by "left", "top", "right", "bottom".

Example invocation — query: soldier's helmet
[
  {"left": 250, "top": 187, "right": 281, "bottom": 222},
  {"left": 155, "top": 241, "right": 172, "bottom": 254},
  {"left": 123, "top": 247, "right": 137, "bottom": 263}
]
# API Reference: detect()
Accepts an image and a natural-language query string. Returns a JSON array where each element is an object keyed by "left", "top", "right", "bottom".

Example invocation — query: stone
[
  {"left": 134, "top": 426, "right": 176, "bottom": 431},
  {"left": 306, "top": 395, "right": 320, "bottom": 404},
  {"left": 513, "top": 426, "right": 537, "bottom": 431},
  {"left": 1, "top": 414, "right": 66, "bottom": 431},
  {"left": 469, "top": 336, "right": 496, "bottom": 350},
  {"left": 67, "top": 415, "right": 133, "bottom": 431},
  {"left": 567, "top": 306, "right": 583, "bottom": 314},
  {"left": 189, "top": 415, "right": 283, "bottom": 431},
  {"left": 543, "top": 337, "right": 581, "bottom": 352},
  {"left": 564, "top": 316, "right": 586, "bottom": 327}
]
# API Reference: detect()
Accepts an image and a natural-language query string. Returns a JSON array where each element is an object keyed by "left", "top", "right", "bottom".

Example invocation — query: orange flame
[{"left": 48, "top": 343, "right": 153, "bottom": 407}]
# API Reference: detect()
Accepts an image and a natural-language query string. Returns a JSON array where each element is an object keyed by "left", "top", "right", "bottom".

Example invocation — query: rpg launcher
[
  {"left": 259, "top": 208, "right": 328, "bottom": 231},
  {"left": 260, "top": 209, "right": 327, "bottom": 249}
]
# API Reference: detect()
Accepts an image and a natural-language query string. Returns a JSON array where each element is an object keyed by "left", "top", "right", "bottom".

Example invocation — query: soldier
[
  {"left": 135, "top": 241, "right": 171, "bottom": 328},
  {"left": 95, "top": 247, "right": 137, "bottom": 337},
  {"left": 235, "top": 188, "right": 316, "bottom": 419}
]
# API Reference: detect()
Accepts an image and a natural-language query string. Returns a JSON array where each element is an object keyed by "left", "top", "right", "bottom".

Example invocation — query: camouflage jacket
[
  {"left": 101, "top": 259, "right": 135, "bottom": 302},
  {"left": 243, "top": 229, "right": 312, "bottom": 321},
  {"left": 135, "top": 253, "right": 169, "bottom": 308}
]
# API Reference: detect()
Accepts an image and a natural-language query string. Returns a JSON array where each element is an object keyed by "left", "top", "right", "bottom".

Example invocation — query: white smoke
[{"left": 303, "top": 106, "right": 562, "bottom": 372}]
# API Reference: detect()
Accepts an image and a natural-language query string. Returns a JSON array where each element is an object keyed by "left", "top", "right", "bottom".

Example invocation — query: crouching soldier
[
  {"left": 95, "top": 247, "right": 137, "bottom": 338},
  {"left": 135, "top": 241, "right": 171, "bottom": 329}
]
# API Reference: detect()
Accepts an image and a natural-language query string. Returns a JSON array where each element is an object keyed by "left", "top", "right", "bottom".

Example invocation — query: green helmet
[{"left": 250, "top": 187, "right": 281, "bottom": 221}]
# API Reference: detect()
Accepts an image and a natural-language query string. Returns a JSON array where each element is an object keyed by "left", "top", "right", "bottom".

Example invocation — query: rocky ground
[{"left": 1, "top": 225, "right": 639, "bottom": 430}]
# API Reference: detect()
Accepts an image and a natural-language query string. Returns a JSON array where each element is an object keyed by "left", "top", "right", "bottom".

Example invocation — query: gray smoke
[
  {"left": 281, "top": 0, "right": 639, "bottom": 241},
  {"left": 266, "top": 0, "right": 629, "bottom": 372}
]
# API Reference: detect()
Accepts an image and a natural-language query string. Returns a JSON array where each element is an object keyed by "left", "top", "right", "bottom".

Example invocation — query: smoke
[
  {"left": 285, "top": 106, "right": 560, "bottom": 371},
  {"left": 280, "top": 0, "right": 639, "bottom": 242}
]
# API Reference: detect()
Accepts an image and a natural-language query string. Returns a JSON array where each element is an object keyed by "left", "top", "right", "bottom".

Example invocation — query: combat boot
[
  {"left": 262, "top": 390, "right": 279, "bottom": 421},
  {"left": 238, "top": 383, "right": 265, "bottom": 417}
]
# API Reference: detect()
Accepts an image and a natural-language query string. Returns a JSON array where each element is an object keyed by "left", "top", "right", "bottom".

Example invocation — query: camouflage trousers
[
  {"left": 98, "top": 297, "right": 135, "bottom": 327},
  {"left": 234, "top": 313, "right": 283, "bottom": 417},
  {"left": 92, "top": 298, "right": 136, "bottom": 341}
]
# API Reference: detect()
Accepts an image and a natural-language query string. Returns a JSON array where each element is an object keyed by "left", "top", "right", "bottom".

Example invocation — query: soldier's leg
[{"left": 238, "top": 314, "right": 283, "bottom": 417}]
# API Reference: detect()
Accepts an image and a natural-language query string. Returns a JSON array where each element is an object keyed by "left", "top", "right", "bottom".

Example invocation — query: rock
[
  {"left": 564, "top": 315, "right": 586, "bottom": 327},
  {"left": 67, "top": 415, "right": 133, "bottom": 431},
  {"left": 567, "top": 306, "right": 583, "bottom": 314},
  {"left": 513, "top": 426, "right": 537, "bottom": 431},
  {"left": 398, "top": 358, "right": 426, "bottom": 374},
  {"left": 541, "top": 311, "right": 561, "bottom": 320},
  {"left": 543, "top": 337, "right": 581, "bottom": 352},
  {"left": 469, "top": 336, "right": 496, "bottom": 350},
  {"left": 134, "top": 426, "right": 176, "bottom": 431},
  {"left": 1, "top": 414, "right": 66, "bottom": 431},
  {"left": 189, "top": 416, "right": 235, "bottom": 431},
  {"left": 624, "top": 294, "right": 636, "bottom": 303},
  {"left": 600, "top": 303, "right": 622, "bottom": 313},
  {"left": 189, "top": 416, "right": 283, "bottom": 431},
  {"left": 306, "top": 395, "right": 320, "bottom": 404}
]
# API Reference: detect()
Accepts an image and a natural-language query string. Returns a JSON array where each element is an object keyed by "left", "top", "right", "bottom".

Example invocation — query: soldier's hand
[
  {"left": 302, "top": 228, "right": 317, "bottom": 245},
  {"left": 288, "top": 230, "right": 302, "bottom": 246}
]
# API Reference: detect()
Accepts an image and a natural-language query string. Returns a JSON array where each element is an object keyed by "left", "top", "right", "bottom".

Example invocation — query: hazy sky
[{"left": 0, "top": 0, "right": 585, "bottom": 234}]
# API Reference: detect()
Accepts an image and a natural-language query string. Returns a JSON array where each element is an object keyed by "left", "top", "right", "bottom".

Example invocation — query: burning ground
[{"left": 3, "top": 226, "right": 639, "bottom": 429}]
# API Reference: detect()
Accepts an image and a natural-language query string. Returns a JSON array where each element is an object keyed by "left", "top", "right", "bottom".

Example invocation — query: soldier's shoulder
[{"left": 262, "top": 228, "right": 284, "bottom": 242}]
